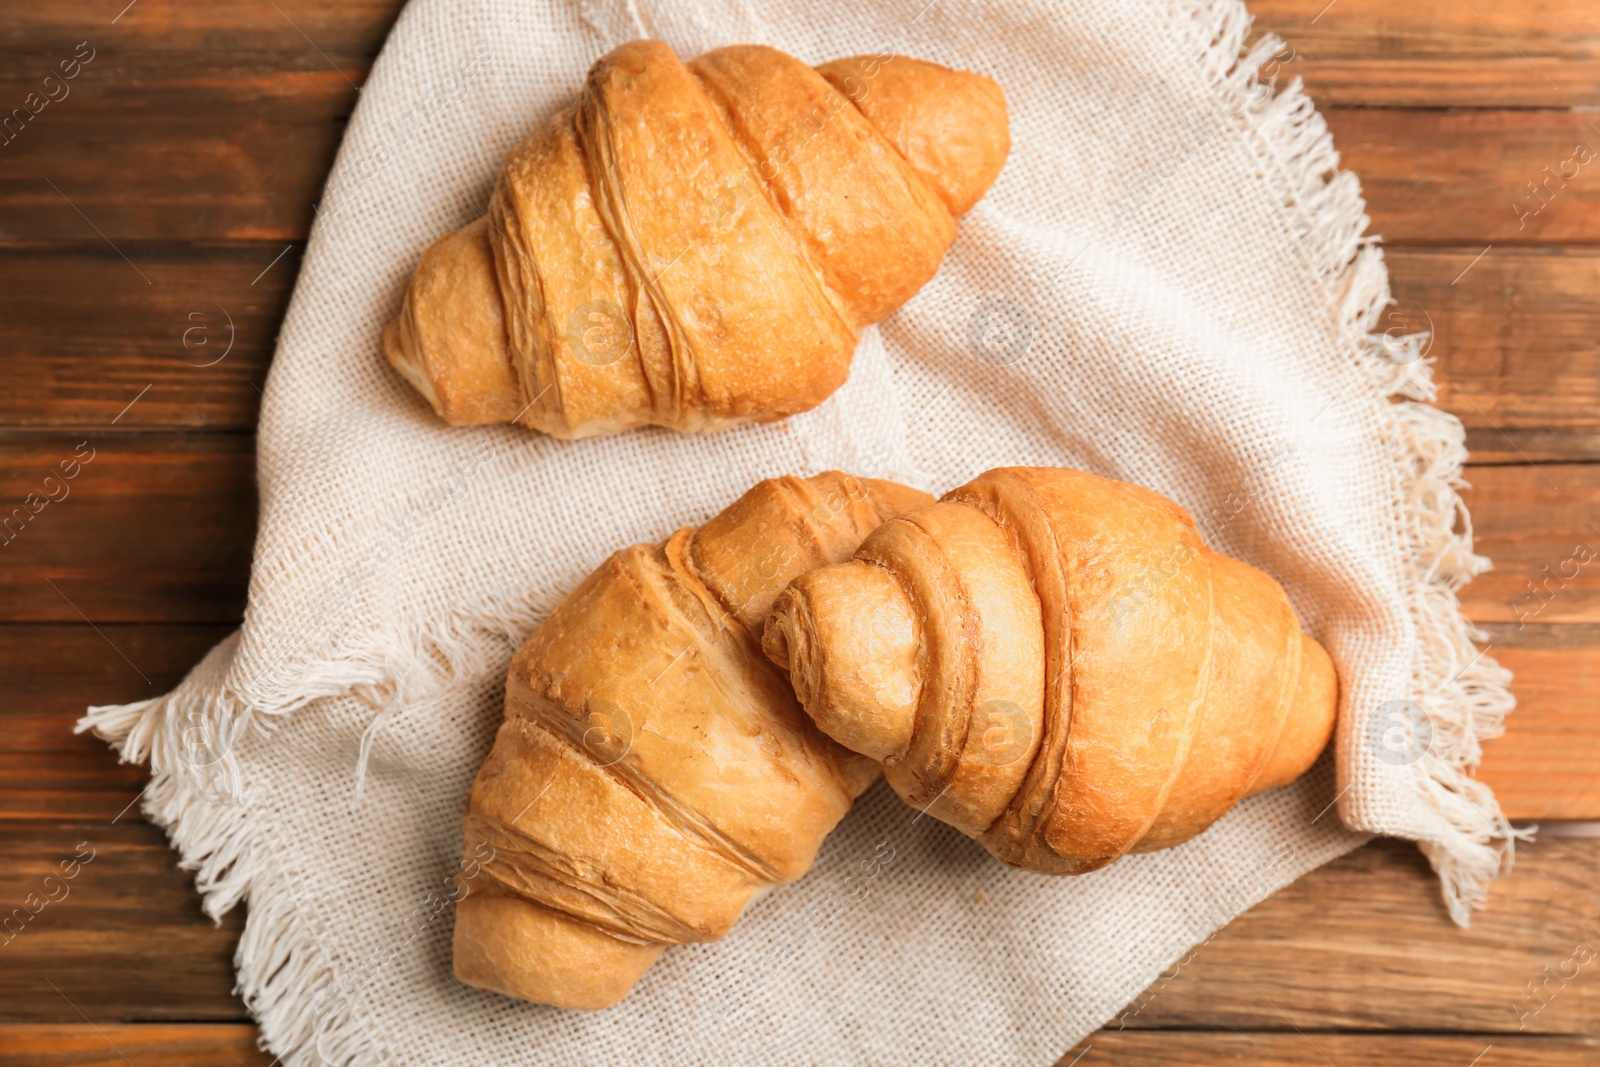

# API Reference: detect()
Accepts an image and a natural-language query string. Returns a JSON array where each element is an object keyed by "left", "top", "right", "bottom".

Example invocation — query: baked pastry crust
[
  {"left": 454, "top": 472, "right": 934, "bottom": 1009},
  {"left": 765, "top": 467, "right": 1339, "bottom": 874},
  {"left": 385, "top": 41, "right": 1009, "bottom": 438}
]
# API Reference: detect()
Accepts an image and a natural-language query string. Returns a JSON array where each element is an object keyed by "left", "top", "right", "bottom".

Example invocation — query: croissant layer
[
  {"left": 386, "top": 41, "right": 1008, "bottom": 438},
  {"left": 454, "top": 472, "right": 934, "bottom": 1009},
  {"left": 764, "top": 467, "right": 1339, "bottom": 875}
]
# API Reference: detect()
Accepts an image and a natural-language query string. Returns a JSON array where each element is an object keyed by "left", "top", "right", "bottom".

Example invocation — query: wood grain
[
  {"left": 0, "top": 1, "right": 399, "bottom": 54},
  {"left": 1458, "top": 464, "right": 1600, "bottom": 625},
  {"left": 3, "top": 440, "right": 1585, "bottom": 623},
  {"left": 6, "top": 48, "right": 1600, "bottom": 244},
  {"left": 1120, "top": 837, "right": 1600, "bottom": 1034},
  {"left": 0, "top": 820, "right": 246, "bottom": 1023},
  {"left": 1058, "top": 1032, "right": 1599, "bottom": 1067},
  {"left": 1271, "top": 57, "right": 1600, "bottom": 110},
  {"left": 1, "top": 449, "right": 1594, "bottom": 816},
  {"left": 1326, "top": 110, "right": 1600, "bottom": 245},
  {"left": 1253, "top": 0, "right": 1600, "bottom": 58},
  {"left": 1, "top": 621, "right": 1587, "bottom": 831},
  {"left": 6, "top": 111, "right": 338, "bottom": 243},
  {"left": 2, "top": 824, "right": 1591, "bottom": 1031},
  {"left": 1389, "top": 247, "right": 1600, "bottom": 463},
  {"left": 1473, "top": 625, "right": 1600, "bottom": 820},
  {"left": 0, "top": 246, "right": 289, "bottom": 429},
  {"left": 1251, "top": 0, "right": 1600, "bottom": 107},
  {"left": 9, "top": 110, "right": 1599, "bottom": 243},
  {"left": 0, "top": 62, "right": 357, "bottom": 122},
  {"left": 0, "top": 432, "right": 255, "bottom": 622},
  {"left": 3, "top": 0, "right": 1596, "bottom": 1061},
  {"left": 0, "top": 1025, "right": 271, "bottom": 1067},
  {"left": 0, "top": 624, "right": 233, "bottom": 821},
  {"left": 4, "top": 246, "right": 1598, "bottom": 463}
]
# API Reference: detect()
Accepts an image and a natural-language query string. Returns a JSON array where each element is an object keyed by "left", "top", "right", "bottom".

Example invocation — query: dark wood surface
[{"left": 1, "top": 1, "right": 1596, "bottom": 1064}]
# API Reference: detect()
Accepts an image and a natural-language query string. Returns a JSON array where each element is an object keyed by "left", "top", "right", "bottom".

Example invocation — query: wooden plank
[
  {"left": 0, "top": 437, "right": 1578, "bottom": 626},
  {"left": 1272, "top": 57, "right": 1600, "bottom": 110},
  {"left": 1327, "top": 110, "right": 1600, "bottom": 246},
  {"left": 0, "top": 433, "right": 254, "bottom": 623},
  {"left": 7, "top": 1028, "right": 1589, "bottom": 1067},
  {"left": 0, "top": 0, "right": 391, "bottom": 122},
  {"left": 1, "top": 624, "right": 1586, "bottom": 825},
  {"left": 0, "top": 615, "right": 1588, "bottom": 828},
  {"left": 0, "top": 1024, "right": 271, "bottom": 1067},
  {"left": 1059, "top": 1032, "right": 1599, "bottom": 1066},
  {"left": 1252, "top": 0, "right": 1600, "bottom": 59},
  {"left": 1120, "top": 837, "right": 1600, "bottom": 1034},
  {"left": 0, "top": 451, "right": 1592, "bottom": 817},
  {"left": 1473, "top": 625, "right": 1600, "bottom": 821},
  {"left": 0, "top": 3, "right": 434, "bottom": 244},
  {"left": 3, "top": 0, "right": 1597, "bottom": 112},
  {"left": 0, "top": 246, "right": 287, "bottom": 430},
  {"left": 1, "top": 826, "right": 1591, "bottom": 1030},
  {"left": 1251, "top": 0, "right": 1600, "bottom": 108},
  {"left": 5, "top": 76, "right": 1600, "bottom": 245},
  {"left": 11, "top": 109, "right": 1599, "bottom": 243},
  {"left": 0, "top": 63, "right": 356, "bottom": 121},
  {"left": 0, "top": 1, "right": 398, "bottom": 56},
  {"left": 3, "top": 246, "right": 1599, "bottom": 465},
  {"left": 1459, "top": 463, "right": 1600, "bottom": 625},
  {"left": 9, "top": 109, "right": 1599, "bottom": 247},
  {"left": 0, "top": 624, "right": 232, "bottom": 821},
  {"left": 0, "top": 820, "right": 246, "bottom": 1022},
  {"left": 4, "top": 111, "right": 336, "bottom": 243},
  {"left": 0, "top": 1, "right": 375, "bottom": 120},
  {"left": 1389, "top": 247, "right": 1600, "bottom": 463}
]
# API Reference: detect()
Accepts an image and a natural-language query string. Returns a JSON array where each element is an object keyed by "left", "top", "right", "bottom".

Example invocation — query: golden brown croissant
[
  {"left": 453, "top": 472, "right": 934, "bottom": 1009},
  {"left": 763, "top": 467, "right": 1338, "bottom": 874},
  {"left": 385, "top": 40, "right": 1009, "bottom": 438}
]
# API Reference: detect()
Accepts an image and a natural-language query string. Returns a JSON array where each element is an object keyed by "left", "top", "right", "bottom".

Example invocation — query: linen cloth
[{"left": 83, "top": 0, "right": 1515, "bottom": 1063}]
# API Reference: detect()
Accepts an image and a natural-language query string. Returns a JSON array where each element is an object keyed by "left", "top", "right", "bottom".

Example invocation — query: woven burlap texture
[{"left": 81, "top": 0, "right": 1515, "bottom": 1063}]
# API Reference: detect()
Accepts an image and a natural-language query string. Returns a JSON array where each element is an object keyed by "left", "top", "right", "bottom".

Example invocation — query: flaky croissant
[
  {"left": 763, "top": 467, "right": 1338, "bottom": 874},
  {"left": 453, "top": 472, "right": 933, "bottom": 1009},
  {"left": 385, "top": 40, "right": 1008, "bottom": 438}
]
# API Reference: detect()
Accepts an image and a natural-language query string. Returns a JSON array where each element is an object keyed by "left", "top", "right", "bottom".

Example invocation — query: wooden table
[{"left": 1, "top": 2, "right": 1596, "bottom": 1064}]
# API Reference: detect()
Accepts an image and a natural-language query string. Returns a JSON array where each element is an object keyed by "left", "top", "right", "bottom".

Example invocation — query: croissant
[
  {"left": 385, "top": 40, "right": 1009, "bottom": 438},
  {"left": 453, "top": 472, "right": 934, "bottom": 1009},
  {"left": 762, "top": 467, "right": 1338, "bottom": 874}
]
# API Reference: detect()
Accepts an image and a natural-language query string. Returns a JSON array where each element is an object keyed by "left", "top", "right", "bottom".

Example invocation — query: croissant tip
[
  {"left": 389, "top": 221, "right": 525, "bottom": 426},
  {"left": 453, "top": 894, "right": 664, "bottom": 1010},
  {"left": 817, "top": 53, "right": 1010, "bottom": 219},
  {"left": 382, "top": 309, "right": 444, "bottom": 417}
]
